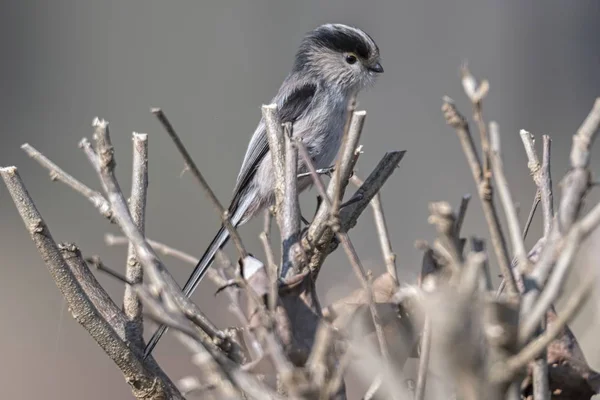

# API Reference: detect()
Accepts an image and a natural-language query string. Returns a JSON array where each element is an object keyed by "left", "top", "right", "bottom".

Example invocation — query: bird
[{"left": 144, "top": 23, "right": 383, "bottom": 358}]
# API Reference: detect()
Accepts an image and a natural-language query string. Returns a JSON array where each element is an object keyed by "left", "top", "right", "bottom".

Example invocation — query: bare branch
[
  {"left": 81, "top": 119, "right": 238, "bottom": 360},
  {"left": 105, "top": 233, "right": 260, "bottom": 361},
  {"left": 152, "top": 107, "right": 248, "bottom": 259},
  {"left": 454, "top": 193, "right": 472, "bottom": 237},
  {"left": 428, "top": 201, "right": 462, "bottom": 272},
  {"left": 524, "top": 99, "right": 600, "bottom": 320},
  {"left": 519, "top": 130, "right": 554, "bottom": 237},
  {"left": 489, "top": 121, "right": 529, "bottom": 272},
  {"left": 21, "top": 143, "right": 112, "bottom": 220},
  {"left": 351, "top": 175, "right": 398, "bottom": 285},
  {"left": 296, "top": 140, "right": 391, "bottom": 363},
  {"left": 540, "top": 135, "right": 554, "bottom": 236},
  {"left": 124, "top": 132, "right": 148, "bottom": 350},
  {"left": 0, "top": 166, "right": 181, "bottom": 399},
  {"left": 331, "top": 97, "right": 358, "bottom": 217},
  {"left": 305, "top": 110, "right": 367, "bottom": 256},
  {"left": 520, "top": 200, "right": 600, "bottom": 342},
  {"left": 442, "top": 97, "right": 519, "bottom": 294},
  {"left": 494, "top": 276, "right": 593, "bottom": 383},
  {"left": 281, "top": 123, "right": 302, "bottom": 278},
  {"left": 258, "top": 211, "right": 279, "bottom": 311},
  {"left": 522, "top": 195, "right": 539, "bottom": 240},
  {"left": 415, "top": 317, "right": 432, "bottom": 400},
  {"left": 136, "top": 285, "right": 275, "bottom": 400}
]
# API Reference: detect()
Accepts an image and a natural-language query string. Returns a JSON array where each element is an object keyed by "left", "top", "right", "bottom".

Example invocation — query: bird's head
[{"left": 294, "top": 23, "right": 383, "bottom": 91}]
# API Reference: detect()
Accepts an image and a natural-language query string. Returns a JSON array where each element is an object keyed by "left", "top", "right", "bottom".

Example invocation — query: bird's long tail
[{"left": 143, "top": 225, "right": 231, "bottom": 358}]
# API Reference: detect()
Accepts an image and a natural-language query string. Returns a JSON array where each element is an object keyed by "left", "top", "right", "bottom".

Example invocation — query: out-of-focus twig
[
  {"left": 454, "top": 193, "right": 471, "bottom": 237},
  {"left": 442, "top": 97, "right": 518, "bottom": 294},
  {"left": 519, "top": 130, "right": 554, "bottom": 237},
  {"left": 489, "top": 122, "right": 529, "bottom": 273},
  {"left": 281, "top": 122, "right": 302, "bottom": 278}
]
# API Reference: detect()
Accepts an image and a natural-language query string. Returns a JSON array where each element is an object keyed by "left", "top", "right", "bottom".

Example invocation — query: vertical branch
[
  {"left": 519, "top": 130, "right": 554, "bottom": 237},
  {"left": 442, "top": 98, "right": 519, "bottom": 294},
  {"left": 261, "top": 104, "right": 286, "bottom": 218},
  {"left": 540, "top": 135, "right": 554, "bottom": 237},
  {"left": 259, "top": 211, "right": 279, "bottom": 312},
  {"left": 331, "top": 96, "right": 357, "bottom": 216},
  {"left": 281, "top": 122, "right": 301, "bottom": 278},
  {"left": 489, "top": 122, "right": 528, "bottom": 272},
  {"left": 454, "top": 193, "right": 472, "bottom": 237},
  {"left": 124, "top": 132, "right": 148, "bottom": 350},
  {"left": 415, "top": 318, "right": 432, "bottom": 400},
  {"left": 306, "top": 111, "right": 367, "bottom": 247},
  {"left": 296, "top": 140, "right": 391, "bottom": 363}
]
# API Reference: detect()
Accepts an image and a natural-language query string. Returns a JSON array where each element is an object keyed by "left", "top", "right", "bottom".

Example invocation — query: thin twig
[
  {"left": 136, "top": 285, "right": 274, "bottom": 399},
  {"left": 415, "top": 317, "right": 432, "bottom": 400},
  {"left": 522, "top": 195, "right": 540, "bottom": 240},
  {"left": 493, "top": 276, "right": 593, "bottom": 382},
  {"left": 524, "top": 99, "right": 600, "bottom": 320},
  {"left": 258, "top": 211, "right": 279, "bottom": 311},
  {"left": 105, "top": 232, "right": 261, "bottom": 361},
  {"left": 442, "top": 98, "right": 518, "bottom": 294},
  {"left": 351, "top": 175, "right": 398, "bottom": 285},
  {"left": 105, "top": 233, "right": 196, "bottom": 264},
  {"left": 489, "top": 121, "right": 529, "bottom": 273},
  {"left": 540, "top": 135, "right": 554, "bottom": 237},
  {"left": 331, "top": 96, "right": 358, "bottom": 217},
  {"left": 87, "top": 255, "right": 134, "bottom": 285},
  {"left": 454, "top": 193, "right": 472, "bottom": 237},
  {"left": 306, "top": 322, "right": 335, "bottom": 391},
  {"left": 81, "top": 119, "right": 235, "bottom": 359},
  {"left": 124, "top": 132, "right": 148, "bottom": 350},
  {"left": 520, "top": 200, "right": 600, "bottom": 342},
  {"left": 152, "top": 108, "right": 248, "bottom": 259},
  {"left": 296, "top": 140, "right": 391, "bottom": 363},
  {"left": 305, "top": 110, "right": 367, "bottom": 254},
  {"left": 21, "top": 143, "right": 112, "bottom": 220}
]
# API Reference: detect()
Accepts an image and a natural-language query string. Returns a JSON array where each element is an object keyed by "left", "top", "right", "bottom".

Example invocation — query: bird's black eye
[{"left": 345, "top": 53, "right": 357, "bottom": 65}]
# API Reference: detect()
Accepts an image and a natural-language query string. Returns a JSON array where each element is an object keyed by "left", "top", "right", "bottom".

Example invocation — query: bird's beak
[{"left": 368, "top": 62, "right": 384, "bottom": 73}]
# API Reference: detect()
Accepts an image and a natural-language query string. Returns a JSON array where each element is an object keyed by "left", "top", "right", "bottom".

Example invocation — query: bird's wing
[{"left": 230, "top": 81, "right": 318, "bottom": 204}]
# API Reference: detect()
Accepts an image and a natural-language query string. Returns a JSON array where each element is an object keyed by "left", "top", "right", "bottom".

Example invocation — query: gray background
[{"left": 1, "top": 1, "right": 599, "bottom": 398}]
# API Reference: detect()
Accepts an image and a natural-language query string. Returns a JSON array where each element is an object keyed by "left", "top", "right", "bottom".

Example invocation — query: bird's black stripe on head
[{"left": 311, "top": 26, "right": 372, "bottom": 59}]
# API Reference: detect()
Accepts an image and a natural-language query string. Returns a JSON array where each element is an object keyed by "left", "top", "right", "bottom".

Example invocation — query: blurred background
[{"left": 1, "top": 1, "right": 599, "bottom": 398}]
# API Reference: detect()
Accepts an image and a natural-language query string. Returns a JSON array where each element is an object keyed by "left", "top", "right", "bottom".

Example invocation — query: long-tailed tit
[{"left": 145, "top": 23, "right": 383, "bottom": 357}]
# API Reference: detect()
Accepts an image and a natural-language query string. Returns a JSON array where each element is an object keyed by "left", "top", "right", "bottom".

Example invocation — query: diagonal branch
[
  {"left": 442, "top": 97, "right": 519, "bottom": 294},
  {"left": 351, "top": 175, "right": 398, "bottom": 285},
  {"left": 81, "top": 119, "right": 240, "bottom": 361},
  {"left": 152, "top": 108, "right": 248, "bottom": 259},
  {"left": 0, "top": 166, "right": 182, "bottom": 400},
  {"left": 21, "top": 143, "right": 112, "bottom": 220}
]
